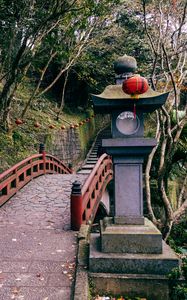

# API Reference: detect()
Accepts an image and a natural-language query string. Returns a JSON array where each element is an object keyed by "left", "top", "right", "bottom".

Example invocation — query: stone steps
[
  {"left": 86, "top": 160, "right": 98, "bottom": 164},
  {"left": 77, "top": 127, "right": 111, "bottom": 174},
  {"left": 77, "top": 169, "right": 91, "bottom": 174},
  {"left": 81, "top": 164, "right": 95, "bottom": 170}
]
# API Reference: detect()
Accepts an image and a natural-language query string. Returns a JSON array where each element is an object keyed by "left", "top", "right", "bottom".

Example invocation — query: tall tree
[
  {"left": 0, "top": 0, "right": 79, "bottom": 129},
  {"left": 141, "top": 0, "right": 187, "bottom": 239},
  {"left": 0, "top": 0, "right": 119, "bottom": 128}
]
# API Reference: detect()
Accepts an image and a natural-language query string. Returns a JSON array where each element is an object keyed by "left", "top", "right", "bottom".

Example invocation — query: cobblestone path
[{"left": 0, "top": 174, "right": 87, "bottom": 300}]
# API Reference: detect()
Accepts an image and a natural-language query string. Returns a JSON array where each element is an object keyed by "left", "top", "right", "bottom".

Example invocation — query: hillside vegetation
[
  {"left": 0, "top": 81, "right": 99, "bottom": 172},
  {"left": 0, "top": 0, "right": 186, "bottom": 241}
]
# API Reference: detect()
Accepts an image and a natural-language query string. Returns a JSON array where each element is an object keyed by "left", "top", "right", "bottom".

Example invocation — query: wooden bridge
[{"left": 0, "top": 136, "right": 113, "bottom": 300}]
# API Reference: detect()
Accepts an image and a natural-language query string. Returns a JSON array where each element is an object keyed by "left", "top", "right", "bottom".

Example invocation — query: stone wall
[
  {"left": 45, "top": 115, "right": 110, "bottom": 168},
  {"left": 46, "top": 128, "right": 82, "bottom": 166}
]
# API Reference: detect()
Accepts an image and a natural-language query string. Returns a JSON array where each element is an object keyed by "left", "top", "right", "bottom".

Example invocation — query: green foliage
[
  {"left": 0, "top": 81, "right": 97, "bottom": 172},
  {"left": 0, "top": 0, "right": 123, "bottom": 127},
  {"left": 183, "top": 259, "right": 187, "bottom": 280},
  {"left": 169, "top": 218, "right": 187, "bottom": 299},
  {"left": 79, "top": 113, "right": 95, "bottom": 156},
  {"left": 0, "top": 130, "right": 37, "bottom": 173},
  {"left": 73, "top": 1, "right": 153, "bottom": 98},
  {"left": 169, "top": 216, "right": 187, "bottom": 251},
  {"left": 168, "top": 258, "right": 187, "bottom": 300},
  {"left": 168, "top": 267, "right": 181, "bottom": 282},
  {"left": 172, "top": 285, "right": 187, "bottom": 300}
]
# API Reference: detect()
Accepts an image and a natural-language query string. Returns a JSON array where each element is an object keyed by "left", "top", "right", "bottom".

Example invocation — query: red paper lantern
[
  {"left": 122, "top": 76, "right": 149, "bottom": 95},
  {"left": 34, "top": 122, "right": 40, "bottom": 128},
  {"left": 49, "top": 124, "right": 55, "bottom": 129},
  {"left": 15, "top": 119, "right": 23, "bottom": 125}
]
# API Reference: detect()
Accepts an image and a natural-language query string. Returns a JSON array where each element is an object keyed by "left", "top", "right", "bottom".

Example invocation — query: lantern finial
[{"left": 114, "top": 55, "right": 137, "bottom": 84}]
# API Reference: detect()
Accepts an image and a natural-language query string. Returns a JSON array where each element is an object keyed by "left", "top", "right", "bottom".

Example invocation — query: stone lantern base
[
  {"left": 89, "top": 217, "right": 180, "bottom": 300},
  {"left": 89, "top": 272, "right": 171, "bottom": 300},
  {"left": 100, "top": 217, "right": 162, "bottom": 254}
]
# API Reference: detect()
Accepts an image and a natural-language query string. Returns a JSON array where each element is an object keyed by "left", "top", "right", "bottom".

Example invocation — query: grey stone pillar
[
  {"left": 102, "top": 138, "right": 157, "bottom": 225},
  {"left": 114, "top": 157, "right": 143, "bottom": 224}
]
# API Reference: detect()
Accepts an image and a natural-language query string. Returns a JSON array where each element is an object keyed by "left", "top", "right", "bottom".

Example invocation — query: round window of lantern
[{"left": 116, "top": 111, "right": 140, "bottom": 136}]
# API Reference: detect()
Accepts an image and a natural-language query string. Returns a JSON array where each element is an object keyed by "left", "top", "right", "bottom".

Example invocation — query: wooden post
[
  {"left": 71, "top": 181, "right": 83, "bottom": 231},
  {"left": 39, "top": 143, "right": 46, "bottom": 174}
]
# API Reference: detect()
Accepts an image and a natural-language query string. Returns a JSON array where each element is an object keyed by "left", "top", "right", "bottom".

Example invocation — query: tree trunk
[
  {"left": 0, "top": 39, "right": 27, "bottom": 129},
  {"left": 145, "top": 134, "right": 161, "bottom": 226},
  {"left": 56, "top": 69, "right": 69, "bottom": 120}
]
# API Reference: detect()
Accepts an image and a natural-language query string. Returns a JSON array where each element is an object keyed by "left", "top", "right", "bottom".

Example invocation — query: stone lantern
[{"left": 89, "top": 55, "right": 179, "bottom": 300}]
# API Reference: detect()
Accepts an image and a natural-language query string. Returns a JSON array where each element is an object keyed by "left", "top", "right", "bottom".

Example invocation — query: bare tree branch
[
  {"left": 142, "top": 0, "right": 157, "bottom": 56},
  {"left": 162, "top": 43, "right": 179, "bottom": 124},
  {"left": 37, "top": 25, "right": 95, "bottom": 97},
  {"left": 56, "top": 68, "right": 69, "bottom": 120},
  {"left": 145, "top": 111, "right": 161, "bottom": 226},
  {"left": 21, "top": 51, "right": 58, "bottom": 118}
]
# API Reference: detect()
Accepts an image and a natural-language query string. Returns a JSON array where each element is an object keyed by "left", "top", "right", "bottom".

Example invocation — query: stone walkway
[{"left": 0, "top": 174, "right": 87, "bottom": 300}]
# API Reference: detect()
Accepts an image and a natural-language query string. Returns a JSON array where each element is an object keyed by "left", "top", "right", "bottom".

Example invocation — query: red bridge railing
[
  {"left": 0, "top": 151, "right": 72, "bottom": 207},
  {"left": 71, "top": 154, "right": 113, "bottom": 230}
]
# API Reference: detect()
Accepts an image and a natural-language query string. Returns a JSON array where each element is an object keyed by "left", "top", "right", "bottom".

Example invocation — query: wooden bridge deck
[
  {"left": 0, "top": 174, "right": 87, "bottom": 300},
  {"left": 0, "top": 127, "right": 113, "bottom": 299}
]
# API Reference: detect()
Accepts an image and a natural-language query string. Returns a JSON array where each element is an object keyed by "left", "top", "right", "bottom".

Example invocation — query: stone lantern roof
[
  {"left": 91, "top": 55, "right": 169, "bottom": 113},
  {"left": 91, "top": 85, "right": 169, "bottom": 113}
]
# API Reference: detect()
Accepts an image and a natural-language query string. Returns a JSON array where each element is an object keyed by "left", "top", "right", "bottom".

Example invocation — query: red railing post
[
  {"left": 39, "top": 143, "right": 46, "bottom": 174},
  {"left": 71, "top": 181, "right": 83, "bottom": 231}
]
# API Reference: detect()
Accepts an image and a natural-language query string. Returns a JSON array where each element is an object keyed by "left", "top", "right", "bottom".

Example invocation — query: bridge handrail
[
  {"left": 82, "top": 153, "right": 109, "bottom": 195},
  {"left": 0, "top": 152, "right": 72, "bottom": 206},
  {"left": 0, "top": 154, "right": 42, "bottom": 181},
  {"left": 45, "top": 153, "right": 72, "bottom": 173},
  {"left": 71, "top": 153, "right": 113, "bottom": 230}
]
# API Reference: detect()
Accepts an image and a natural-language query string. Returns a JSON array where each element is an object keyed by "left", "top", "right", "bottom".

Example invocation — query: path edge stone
[{"left": 74, "top": 224, "right": 90, "bottom": 300}]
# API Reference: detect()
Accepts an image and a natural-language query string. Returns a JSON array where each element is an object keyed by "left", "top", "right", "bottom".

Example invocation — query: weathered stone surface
[
  {"left": 47, "top": 129, "right": 82, "bottom": 166},
  {"left": 78, "top": 224, "right": 90, "bottom": 241},
  {"left": 74, "top": 267, "right": 89, "bottom": 300},
  {"left": 78, "top": 240, "right": 89, "bottom": 266},
  {"left": 114, "top": 216, "right": 144, "bottom": 225},
  {"left": 89, "top": 272, "right": 170, "bottom": 300},
  {"left": 92, "top": 85, "right": 169, "bottom": 114},
  {"left": 0, "top": 174, "right": 87, "bottom": 300},
  {"left": 89, "top": 234, "right": 179, "bottom": 275},
  {"left": 74, "top": 225, "right": 89, "bottom": 300},
  {"left": 101, "top": 218, "right": 162, "bottom": 254},
  {"left": 0, "top": 286, "right": 71, "bottom": 300}
]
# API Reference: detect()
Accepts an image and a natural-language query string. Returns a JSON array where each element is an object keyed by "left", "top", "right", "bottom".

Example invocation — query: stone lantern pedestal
[{"left": 88, "top": 56, "right": 180, "bottom": 300}]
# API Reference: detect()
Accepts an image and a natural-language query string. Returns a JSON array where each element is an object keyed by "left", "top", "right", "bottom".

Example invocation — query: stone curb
[{"left": 74, "top": 224, "right": 90, "bottom": 300}]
